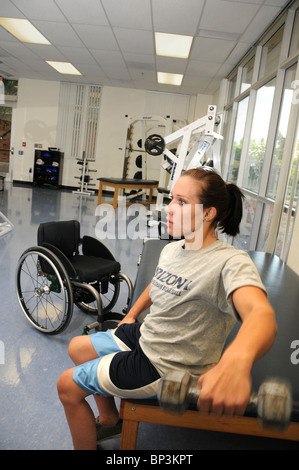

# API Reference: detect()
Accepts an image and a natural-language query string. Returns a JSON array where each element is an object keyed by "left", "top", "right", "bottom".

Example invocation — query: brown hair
[{"left": 182, "top": 168, "right": 245, "bottom": 237}]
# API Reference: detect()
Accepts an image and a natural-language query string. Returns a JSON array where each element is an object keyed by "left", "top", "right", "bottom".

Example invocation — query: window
[
  {"left": 267, "top": 64, "right": 297, "bottom": 199},
  {"left": 289, "top": 8, "right": 299, "bottom": 57},
  {"left": 228, "top": 73, "right": 238, "bottom": 102},
  {"left": 276, "top": 122, "right": 299, "bottom": 259},
  {"left": 241, "top": 56, "right": 255, "bottom": 94},
  {"left": 0, "top": 78, "right": 18, "bottom": 98},
  {"left": 228, "top": 97, "right": 249, "bottom": 182},
  {"left": 243, "top": 79, "right": 276, "bottom": 193},
  {"left": 84, "top": 86, "right": 100, "bottom": 161},
  {"left": 222, "top": 3, "right": 299, "bottom": 262},
  {"left": 234, "top": 195, "right": 257, "bottom": 250},
  {"left": 57, "top": 84, "right": 101, "bottom": 161},
  {"left": 259, "top": 26, "right": 284, "bottom": 79},
  {"left": 256, "top": 203, "right": 274, "bottom": 251},
  {"left": 71, "top": 85, "right": 84, "bottom": 158}
]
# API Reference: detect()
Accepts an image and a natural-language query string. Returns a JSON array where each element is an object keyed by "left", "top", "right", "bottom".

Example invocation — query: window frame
[{"left": 221, "top": 1, "right": 299, "bottom": 258}]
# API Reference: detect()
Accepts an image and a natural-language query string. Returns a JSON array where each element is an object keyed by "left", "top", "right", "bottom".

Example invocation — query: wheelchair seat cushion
[{"left": 70, "top": 255, "right": 121, "bottom": 282}]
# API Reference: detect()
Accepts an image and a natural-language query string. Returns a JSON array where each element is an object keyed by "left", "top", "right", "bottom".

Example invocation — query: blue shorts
[{"left": 73, "top": 323, "right": 161, "bottom": 399}]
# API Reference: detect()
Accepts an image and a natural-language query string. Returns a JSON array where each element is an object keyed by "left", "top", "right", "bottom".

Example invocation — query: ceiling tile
[
  {"left": 77, "top": 63, "right": 106, "bottom": 76},
  {"left": 113, "top": 28, "right": 154, "bottom": 54},
  {"left": 190, "top": 37, "right": 236, "bottom": 63},
  {"left": 264, "top": 0, "right": 289, "bottom": 6},
  {"left": 31, "top": 20, "right": 84, "bottom": 47},
  {"left": 25, "top": 44, "right": 66, "bottom": 61},
  {"left": 55, "top": 0, "right": 109, "bottom": 25},
  {"left": 101, "top": 66, "right": 131, "bottom": 80},
  {"left": 224, "top": 42, "right": 253, "bottom": 66},
  {"left": 0, "top": 48, "right": 12, "bottom": 58},
  {"left": 90, "top": 50, "right": 126, "bottom": 67},
  {"left": 199, "top": 0, "right": 260, "bottom": 34},
  {"left": 183, "top": 75, "right": 211, "bottom": 88},
  {"left": 0, "top": 0, "right": 25, "bottom": 18},
  {"left": 152, "top": 0, "right": 205, "bottom": 35},
  {"left": 186, "top": 60, "right": 222, "bottom": 76},
  {"left": 11, "top": 0, "right": 66, "bottom": 21},
  {"left": 197, "top": 29, "right": 240, "bottom": 41},
  {"left": 73, "top": 24, "right": 119, "bottom": 50},
  {"left": 0, "top": 26, "right": 19, "bottom": 42},
  {"left": 240, "top": 5, "right": 282, "bottom": 44},
  {"left": 206, "top": 77, "right": 222, "bottom": 93},
  {"left": 109, "top": 78, "right": 133, "bottom": 88},
  {"left": 0, "top": 41, "right": 40, "bottom": 59},
  {"left": 101, "top": 0, "right": 152, "bottom": 30},
  {"left": 84, "top": 75, "right": 112, "bottom": 86},
  {"left": 56, "top": 46, "right": 98, "bottom": 65},
  {"left": 156, "top": 56, "right": 188, "bottom": 74},
  {"left": 129, "top": 69, "right": 156, "bottom": 81},
  {"left": 123, "top": 52, "right": 155, "bottom": 69}
]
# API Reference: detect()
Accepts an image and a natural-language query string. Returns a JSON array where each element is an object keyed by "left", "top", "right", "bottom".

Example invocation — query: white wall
[
  {"left": 12, "top": 78, "right": 60, "bottom": 182},
  {"left": 11, "top": 80, "right": 197, "bottom": 187},
  {"left": 95, "top": 86, "right": 147, "bottom": 180}
]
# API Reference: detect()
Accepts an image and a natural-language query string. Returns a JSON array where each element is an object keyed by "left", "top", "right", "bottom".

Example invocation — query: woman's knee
[
  {"left": 57, "top": 369, "right": 77, "bottom": 405},
  {"left": 68, "top": 336, "right": 96, "bottom": 365},
  {"left": 68, "top": 336, "right": 81, "bottom": 362}
]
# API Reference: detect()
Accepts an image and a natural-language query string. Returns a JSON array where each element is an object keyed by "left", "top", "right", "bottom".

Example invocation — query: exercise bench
[
  {"left": 119, "top": 239, "right": 299, "bottom": 449},
  {"left": 97, "top": 177, "right": 159, "bottom": 209}
]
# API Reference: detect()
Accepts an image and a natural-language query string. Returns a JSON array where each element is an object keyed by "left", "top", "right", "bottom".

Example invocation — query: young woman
[{"left": 57, "top": 168, "right": 277, "bottom": 450}]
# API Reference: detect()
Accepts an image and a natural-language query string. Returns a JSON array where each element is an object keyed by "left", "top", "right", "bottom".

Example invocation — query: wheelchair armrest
[
  {"left": 40, "top": 242, "right": 78, "bottom": 278},
  {"left": 82, "top": 236, "right": 116, "bottom": 261}
]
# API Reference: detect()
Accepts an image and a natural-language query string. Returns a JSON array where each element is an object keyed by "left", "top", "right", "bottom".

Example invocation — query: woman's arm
[
  {"left": 118, "top": 283, "right": 153, "bottom": 325},
  {"left": 197, "top": 286, "right": 277, "bottom": 416}
]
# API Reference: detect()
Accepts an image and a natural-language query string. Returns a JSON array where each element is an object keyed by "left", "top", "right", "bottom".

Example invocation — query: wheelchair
[{"left": 16, "top": 220, "right": 133, "bottom": 335}]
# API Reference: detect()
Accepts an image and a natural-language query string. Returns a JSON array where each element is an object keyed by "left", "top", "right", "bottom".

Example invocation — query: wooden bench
[
  {"left": 97, "top": 178, "right": 159, "bottom": 209},
  {"left": 118, "top": 240, "right": 299, "bottom": 449},
  {"left": 119, "top": 400, "right": 299, "bottom": 450}
]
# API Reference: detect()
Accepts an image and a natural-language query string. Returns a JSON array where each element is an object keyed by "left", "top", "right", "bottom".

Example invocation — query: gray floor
[{"left": 0, "top": 182, "right": 298, "bottom": 451}]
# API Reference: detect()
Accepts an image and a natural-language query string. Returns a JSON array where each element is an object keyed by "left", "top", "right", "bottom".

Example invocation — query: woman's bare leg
[
  {"left": 57, "top": 368, "right": 97, "bottom": 450},
  {"left": 68, "top": 335, "right": 119, "bottom": 425}
]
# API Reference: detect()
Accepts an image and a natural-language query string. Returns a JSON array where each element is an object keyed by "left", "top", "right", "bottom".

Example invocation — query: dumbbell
[{"left": 157, "top": 369, "right": 293, "bottom": 431}]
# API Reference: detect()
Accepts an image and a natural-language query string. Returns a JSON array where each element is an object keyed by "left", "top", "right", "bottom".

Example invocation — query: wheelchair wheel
[
  {"left": 16, "top": 246, "right": 73, "bottom": 334},
  {"left": 75, "top": 274, "right": 120, "bottom": 315}
]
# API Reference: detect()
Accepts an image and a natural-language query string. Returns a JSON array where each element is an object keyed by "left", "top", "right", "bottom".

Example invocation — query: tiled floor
[{"left": 0, "top": 182, "right": 298, "bottom": 450}]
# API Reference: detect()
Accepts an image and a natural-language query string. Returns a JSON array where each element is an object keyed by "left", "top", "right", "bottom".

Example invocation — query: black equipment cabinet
[{"left": 33, "top": 149, "right": 64, "bottom": 188}]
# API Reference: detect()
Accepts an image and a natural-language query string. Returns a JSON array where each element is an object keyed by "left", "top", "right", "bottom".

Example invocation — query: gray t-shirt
[{"left": 139, "top": 239, "right": 266, "bottom": 376}]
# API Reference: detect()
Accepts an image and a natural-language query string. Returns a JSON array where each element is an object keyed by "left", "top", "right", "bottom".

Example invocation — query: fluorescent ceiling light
[
  {"left": 46, "top": 61, "right": 82, "bottom": 75},
  {"left": 157, "top": 72, "right": 183, "bottom": 86},
  {"left": 155, "top": 32, "right": 193, "bottom": 59},
  {"left": 0, "top": 18, "right": 50, "bottom": 44}
]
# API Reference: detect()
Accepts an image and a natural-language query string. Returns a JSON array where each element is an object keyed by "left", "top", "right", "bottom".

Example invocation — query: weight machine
[
  {"left": 73, "top": 151, "right": 97, "bottom": 196},
  {"left": 122, "top": 115, "right": 187, "bottom": 202},
  {"left": 123, "top": 114, "right": 176, "bottom": 181},
  {"left": 145, "top": 105, "right": 223, "bottom": 208}
]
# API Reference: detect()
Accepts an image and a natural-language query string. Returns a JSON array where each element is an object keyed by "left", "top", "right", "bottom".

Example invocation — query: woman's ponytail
[
  {"left": 182, "top": 168, "right": 245, "bottom": 237},
  {"left": 218, "top": 183, "right": 245, "bottom": 237}
]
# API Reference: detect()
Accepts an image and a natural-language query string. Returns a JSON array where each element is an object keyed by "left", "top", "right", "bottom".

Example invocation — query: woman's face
[{"left": 165, "top": 175, "right": 203, "bottom": 241}]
